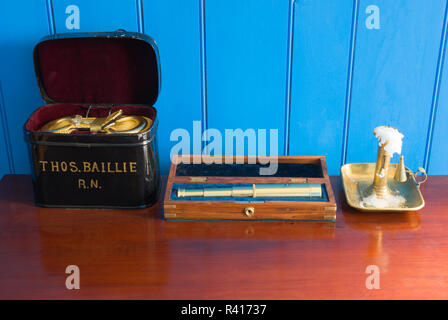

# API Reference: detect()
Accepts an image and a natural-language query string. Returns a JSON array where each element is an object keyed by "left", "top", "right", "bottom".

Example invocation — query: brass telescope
[
  {"left": 39, "top": 109, "right": 152, "bottom": 134},
  {"left": 176, "top": 183, "right": 322, "bottom": 198}
]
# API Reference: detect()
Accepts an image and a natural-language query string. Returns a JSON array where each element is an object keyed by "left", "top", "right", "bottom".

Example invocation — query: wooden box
[{"left": 163, "top": 156, "right": 337, "bottom": 221}]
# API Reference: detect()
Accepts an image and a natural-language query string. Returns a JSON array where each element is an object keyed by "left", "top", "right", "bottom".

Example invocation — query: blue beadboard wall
[{"left": 0, "top": 0, "right": 447, "bottom": 179}]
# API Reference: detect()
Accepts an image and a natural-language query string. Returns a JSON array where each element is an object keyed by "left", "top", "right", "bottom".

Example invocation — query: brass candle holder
[
  {"left": 369, "top": 141, "right": 393, "bottom": 198},
  {"left": 341, "top": 126, "right": 427, "bottom": 212}
]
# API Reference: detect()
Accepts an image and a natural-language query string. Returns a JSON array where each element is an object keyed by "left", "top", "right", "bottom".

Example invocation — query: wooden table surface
[{"left": 0, "top": 174, "right": 447, "bottom": 300}]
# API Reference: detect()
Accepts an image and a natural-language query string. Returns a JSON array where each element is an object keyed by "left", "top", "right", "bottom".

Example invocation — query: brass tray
[{"left": 341, "top": 163, "right": 427, "bottom": 212}]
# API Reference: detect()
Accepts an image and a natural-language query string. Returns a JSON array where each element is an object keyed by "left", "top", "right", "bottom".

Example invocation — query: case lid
[{"left": 33, "top": 31, "right": 160, "bottom": 105}]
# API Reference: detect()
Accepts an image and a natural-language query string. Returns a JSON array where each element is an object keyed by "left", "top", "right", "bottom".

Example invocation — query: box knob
[{"left": 244, "top": 207, "right": 255, "bottom": 217}]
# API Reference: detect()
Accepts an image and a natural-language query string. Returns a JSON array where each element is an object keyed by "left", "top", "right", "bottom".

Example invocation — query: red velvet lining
[
  {"left": 25, "top": 104, "right": 156, "bottom": 132},
  {"left": 35, "top": 37, "right": 159, "bottom": 104}
]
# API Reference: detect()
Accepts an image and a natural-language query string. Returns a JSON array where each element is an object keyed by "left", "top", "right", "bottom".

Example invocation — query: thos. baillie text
[
  {"left": 38, "top": 161, "right": 137, "bottom": 174},
  {"left": 38, "top": 161, "right": 138, "bottom": 190}
]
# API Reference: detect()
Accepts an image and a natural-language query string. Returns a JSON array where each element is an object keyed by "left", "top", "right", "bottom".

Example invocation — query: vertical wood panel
[
  {"left": 205, "top": 0, "right": 289, "bottom": 155},
  {"left": 289, "top": 0, "right": 354, "bottom": 175},
  {"left": 430, "top": 66, "right": 448, "bottom": 174},
  {"left": 346, "top": 0, "right": 446, "bottom": 170},
  {"left": 142, "top": 0, "right": 202, "bottom": 173},
  {"left": 0, "top": 1, "right": 446, "bottom": 176},
  {"left": 428, "top": 5, "right": 448, "bottom": 175},
  {"left": 0, "top": 83, "right": 11, "bottom": 178},
  {"left": 52, "top": 0, "right": 138, "bottom": 32},
  {"left": 0, "top": 1, "right": 49, "bottom": 174},
  {"left": 0, "top": 140, "right": 9, "bottom": 178}
]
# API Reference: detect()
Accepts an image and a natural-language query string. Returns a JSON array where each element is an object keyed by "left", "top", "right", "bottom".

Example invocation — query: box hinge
[
  {"left": 324, "top": 206, "right": 337, "bottom": 211},
  {"left": 190, "top": 177, "right": 207, "bottom": 182},
  {"left": 164, "top": 213, "right": 177, "bottom": 219}
]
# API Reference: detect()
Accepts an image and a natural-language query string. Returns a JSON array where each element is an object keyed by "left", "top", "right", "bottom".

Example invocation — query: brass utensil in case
[
  {"left": 39, "top": 109, "right": 152, "bottom": 134},
  {"left": 176, "top": 183, "right": 323, "bottom": 198}
]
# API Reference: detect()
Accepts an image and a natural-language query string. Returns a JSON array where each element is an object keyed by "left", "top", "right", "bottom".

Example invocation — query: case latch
[{"left": 289, "top": 178, "right": 307, "bottom": 183}]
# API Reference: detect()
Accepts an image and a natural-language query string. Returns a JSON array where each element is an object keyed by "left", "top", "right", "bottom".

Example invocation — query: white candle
[{"left": 373, "top": 126, "right": 404, "bottom": 157}]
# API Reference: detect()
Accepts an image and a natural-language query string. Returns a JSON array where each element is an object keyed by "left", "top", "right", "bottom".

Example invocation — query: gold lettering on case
[
  {"left": 38, "top": 160, "right": 138, "bottom": 174},
  {"left": 78, "top": 178, "right": 102, "bottom": 190},
  {"left": 38, "top": 160, "right": 139, "bottom": 190}
]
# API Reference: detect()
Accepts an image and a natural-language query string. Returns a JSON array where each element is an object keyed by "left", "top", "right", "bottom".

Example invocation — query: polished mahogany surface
[{"left": 0, "top": 175, "right": 447, "bottom": 299}]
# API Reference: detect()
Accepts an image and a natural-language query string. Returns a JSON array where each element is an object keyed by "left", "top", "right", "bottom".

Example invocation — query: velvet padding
[
  {"left": 25, "top": 104, "right": 156, "bottom": 132},
  {"left": 34, "top": 37, "right": 159, "bottom": 105}
]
